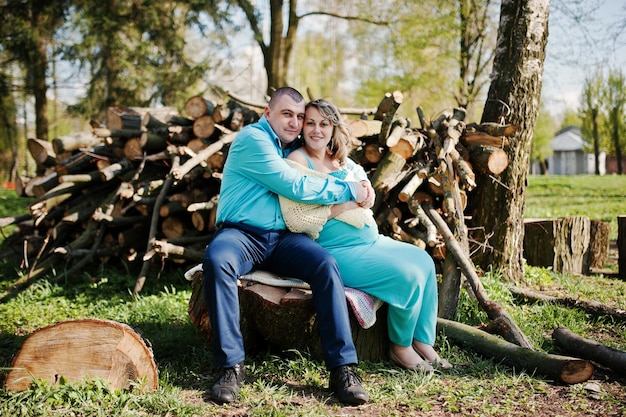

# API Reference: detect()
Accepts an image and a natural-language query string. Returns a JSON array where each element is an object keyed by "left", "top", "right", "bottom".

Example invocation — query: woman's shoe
[
  {"left": 388, "top": 348, "right": 434, "bottom": 373},
  {"left": 411, "top": 341, "right": 453, "bottom": 371},
  {"left": 429, "top": 358, "right": 453, "bottom": 371}
]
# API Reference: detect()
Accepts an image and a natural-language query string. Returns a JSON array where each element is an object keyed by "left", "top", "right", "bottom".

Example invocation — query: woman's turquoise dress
[{"left": 299, "top": 154, "right": 438, "bottom": 347}]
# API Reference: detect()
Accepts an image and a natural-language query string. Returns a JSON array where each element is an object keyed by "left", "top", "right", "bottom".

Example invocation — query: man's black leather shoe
[
  {"left": 210, "top": 362, "right": 245, "bottom": 404},
  {"left": 329, "top": 365, "right": 369, "bottom": 405}
]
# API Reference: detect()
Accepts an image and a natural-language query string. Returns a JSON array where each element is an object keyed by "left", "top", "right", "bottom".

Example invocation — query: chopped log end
[
  {"left": 559, "top": 360, "right": 594, "bottom": 384},
  {"left": 4, "top": 318, "right": 158, "bottom": 392}
]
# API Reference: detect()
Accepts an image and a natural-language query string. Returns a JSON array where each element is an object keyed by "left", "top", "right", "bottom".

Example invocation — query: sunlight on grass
[{"left": 526, "top": 175, "right": 626, "bottom": 240}]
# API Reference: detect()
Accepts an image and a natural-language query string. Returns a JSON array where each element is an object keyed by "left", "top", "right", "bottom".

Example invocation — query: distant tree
[
  {"left": 560, "top": 109, "right": 581, "bottom": 129},
  {"left": 62, "top": 0, "right": 213, "bottom": 119},
  {"left": 0, "top": 0, "right": 69, "bottom": 141},
  {"left": 531, "top": 105, "right": 557, "bottom": 174},
  {"left": 467, "top": 0, "right": 550, "bottom": 282},
  {"left": 347, "top": 1, "right": 459, "bottom": 114},
  {"left": 603, "top": 68, "right": 626, "bottom": 174},
  {"left": 223, "top": 0, "right": 389, "bottom": 96},
  {"left": 456, "top": 0, "right": 498, "bottom": 116},
  {"left": 0, "top": 72, "right": 19, "bottom": 181},
  {"left": 579, "top": 70, "right": 605, "bottom": 175}
]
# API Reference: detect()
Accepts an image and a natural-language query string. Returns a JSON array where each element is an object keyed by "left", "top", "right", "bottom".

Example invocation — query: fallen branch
[
  {"left": 424, "top": 203, "right": 534, "bottom": 349},
  {"left": 437, "top": 318, "right": 594, "bottom": 384},
  {"left": 552, "top": 326, "right": 626, "bottom": 376},
  {"left": 509, "top": 286, "right": 626, "bottom": 322}
]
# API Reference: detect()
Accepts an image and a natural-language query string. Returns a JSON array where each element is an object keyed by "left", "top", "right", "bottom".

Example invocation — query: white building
[{"left": 547, "top": 126, "right": 606, "bottom": 175}]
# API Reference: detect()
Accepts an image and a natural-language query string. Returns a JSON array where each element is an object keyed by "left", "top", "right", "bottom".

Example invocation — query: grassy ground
[
  {"left": 525, "top": 174, "right": 626, "bottom": 241},
  {"left": 0, "top": 176, "right": 625, "bottom": 416}
]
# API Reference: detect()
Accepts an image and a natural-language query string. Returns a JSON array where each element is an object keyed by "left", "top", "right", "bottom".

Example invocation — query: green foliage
[
  {"left": 579, "top": 67, "right": 626, "bottom": 162},
  {"left": 560, "top": 109, "right": 582, "bottom": 129},
  {"left": 347, "top": 0, "right": 461, "bottom": 115},
  {"left": 531, "top": 105, "right": 558, "bottom": 167},
  {"left": 61, "top": 0, "right": 217, "bottom": 119}
]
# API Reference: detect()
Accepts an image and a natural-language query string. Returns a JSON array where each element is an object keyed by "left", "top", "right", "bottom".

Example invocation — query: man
[{"left": 203, "top": 87, "right": 373, "bottom": 405}]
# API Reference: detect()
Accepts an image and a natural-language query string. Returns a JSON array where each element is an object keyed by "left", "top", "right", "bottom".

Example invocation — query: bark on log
[
  {"left": 523, "top": 217, "right": 591, "bottom": 274},
  {"left": 4, "top": 318, "right": 158, "bottom": 391},
  {"left": 589, "top": 220, "right": 610, "bottom": 270},
  {"left": 552, "top": 326, "right": 626, "bottom": 375},
  {"left": 437, "top": 318, "right": 593, "bottom": 384},
  {"left": 52, "top": 131, "right": 103, "bottom": 154},
  {"left": 375, "top": 91, "right": 403, "bottom": 145}
]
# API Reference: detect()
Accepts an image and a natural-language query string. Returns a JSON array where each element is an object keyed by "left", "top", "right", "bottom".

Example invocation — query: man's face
[{"left": 264, "top": 95, "right": 305, "bottom": 147}]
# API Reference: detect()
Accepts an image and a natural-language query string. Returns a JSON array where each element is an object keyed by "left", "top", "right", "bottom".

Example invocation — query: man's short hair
[{"left": 268, "top": 87, "right": 304, "bottom": 108}]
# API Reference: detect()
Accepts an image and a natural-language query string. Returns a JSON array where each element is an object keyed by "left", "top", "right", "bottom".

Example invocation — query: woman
[{"left": 280, "top": 98, "right": 451, "bottom": 371}]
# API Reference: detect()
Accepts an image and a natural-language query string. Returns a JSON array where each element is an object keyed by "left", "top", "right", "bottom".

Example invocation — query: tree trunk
[{"left": 467, "top": 0, "right": 550, "bottom": 282}]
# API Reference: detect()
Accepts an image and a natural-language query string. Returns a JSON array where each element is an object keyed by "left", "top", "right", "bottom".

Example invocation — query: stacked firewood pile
[{"left": 0, "top": 90, "right": 514, "bottom": 298}]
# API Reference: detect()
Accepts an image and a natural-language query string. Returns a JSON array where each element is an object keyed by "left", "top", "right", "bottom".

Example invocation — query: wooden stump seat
[{"left": 186, "top": 267, "right": 390, "bottom": 361}]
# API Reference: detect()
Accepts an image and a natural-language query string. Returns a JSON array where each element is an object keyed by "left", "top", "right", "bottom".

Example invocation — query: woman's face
[{"left": 303, "top": 107, "right": 333, "bottom": 152}]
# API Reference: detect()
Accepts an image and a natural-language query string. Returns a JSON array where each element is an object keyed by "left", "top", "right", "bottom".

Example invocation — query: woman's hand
[{"left": 358, "top": 181, "right": 375, "bottom": 209}]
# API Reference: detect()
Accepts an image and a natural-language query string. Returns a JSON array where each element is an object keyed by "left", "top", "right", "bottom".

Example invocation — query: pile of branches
[{"left": 0, "top": 90, "right": 515, "bottom": 302}]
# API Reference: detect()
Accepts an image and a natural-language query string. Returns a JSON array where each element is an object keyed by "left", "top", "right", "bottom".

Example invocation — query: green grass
[
  {"left": 526, "top": 174, "right": 626, "bottom": 240},
  {"left": 0, "top": 178, "right": 625, "bottom": 416}
]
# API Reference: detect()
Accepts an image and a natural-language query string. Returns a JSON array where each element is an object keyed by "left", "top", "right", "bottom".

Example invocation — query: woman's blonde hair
[{"left": 305, "top": 99, "right": 353, "bottom": 165}]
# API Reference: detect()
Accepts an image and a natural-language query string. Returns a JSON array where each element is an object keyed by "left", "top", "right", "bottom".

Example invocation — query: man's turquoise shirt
[{"left": 215, "top": 116, "right": 358, "bottom": 231}]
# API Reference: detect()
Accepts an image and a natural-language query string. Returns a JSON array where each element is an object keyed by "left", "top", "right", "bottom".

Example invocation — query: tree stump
[
  {"left": 523, "top": 216, "right": 591, "bottom": 274},
  {"left": 187, "top": 271, "right": 389, "bottom": 362},
  {"left": 4, "top": 318, "right": 158, "bottom": 391},
  {"left": 619, "top": 216, "right": 626, "bottom": 280},
  {"left": 589, "top": 220, "right": 610, "bottom": 271}
]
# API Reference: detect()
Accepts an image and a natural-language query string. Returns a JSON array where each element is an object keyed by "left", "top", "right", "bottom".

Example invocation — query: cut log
[
  {"left": 184, "top": 95, "right": 215, "bottom": 119},
  {"left": 462, "top": 131, "right": 510, "bottom": 148},
  {"left": 27, "top": 138, "right": 56, "bottom": 168},
  {"left": 106, "top": 106, "right": 142, "bottom": 130},
  {"left": 552, "top": 326, "right": 626, "bottom": 376},
  {"left": 4, "top": 318, "right": 158, "bottom": 391},
  {"left": 523, "top": 217, "right": 591, "bottom": 274},
  {"left": 438, "top": 318, "right": 593, "bottom": 384},
  {"left": 375, "top": 91, "right": 403, "bottom": 145},
  {"left": 467, "top": 145, "right": 509, "bottom": 175},
  {"left": 52, "top": 131, "right": 103, "bottom": 154},
  {"left": 192, "top": 115, "right": 217, "bottom": 139}
]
